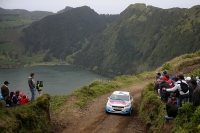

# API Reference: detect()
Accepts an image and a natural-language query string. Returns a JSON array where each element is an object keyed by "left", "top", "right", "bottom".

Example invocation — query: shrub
[
  {"left": 195, "top": 50, "right": 200, "bottom": 56},
  {"left": 172, "top": 103, "right": 198, "bottom": 133},
  {"left": 182, "top": 54, "right": 196, "bottom": 59},
  {"left": 162, "top": 63, "right": 171, "bottom": 71}
]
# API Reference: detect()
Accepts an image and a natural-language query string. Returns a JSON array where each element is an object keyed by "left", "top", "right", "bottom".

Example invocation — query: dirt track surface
[{"left": 57, "top": 82, "right": 150, "bottom": 133}]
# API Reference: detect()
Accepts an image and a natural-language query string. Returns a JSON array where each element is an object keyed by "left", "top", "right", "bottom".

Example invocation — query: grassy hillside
[
  {"left": 21, "top": 6, "right": 118, "bottom": 62},
  {"left": 0, "top": 14, "right": 35, "bottom": 68},
  {"left": 0, "top": 29, "right": 24, "bottom": 68},
  {"left": 0, "top": 14, "right": 34, "bottom": 31},
  {"left": 73, "top": 4, "right": 200, "bottom": 77},
  {"left": 0, "top": 7, "right": 78, "bottom": 68}
]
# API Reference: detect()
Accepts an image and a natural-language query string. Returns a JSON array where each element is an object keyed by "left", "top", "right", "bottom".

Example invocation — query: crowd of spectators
[
  {"left": 0, "top": 81, "right": 30, "bottom": 107},
  {"left": 154, "top": 71, "right": 200, "bottom": 120},
  {"left": 0, "top": 73, "right": 43, "bottom": 107}
]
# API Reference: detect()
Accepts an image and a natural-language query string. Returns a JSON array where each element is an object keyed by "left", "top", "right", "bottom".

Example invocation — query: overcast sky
[{"left": 1, "top": 0, "right": 200, "bottom": 14}]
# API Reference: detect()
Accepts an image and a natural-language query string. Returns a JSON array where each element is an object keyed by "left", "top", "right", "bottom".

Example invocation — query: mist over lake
[{"left": 0, "top": 65, "right": 107, "bottom": 96}]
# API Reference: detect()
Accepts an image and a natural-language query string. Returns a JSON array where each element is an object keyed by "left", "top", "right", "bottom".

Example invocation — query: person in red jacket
[{"left": 20, "top": 95, "right": 30, "bottom": 106}]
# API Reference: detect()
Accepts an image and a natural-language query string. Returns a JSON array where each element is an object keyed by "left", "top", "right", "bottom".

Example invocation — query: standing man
[
  {"left": 28, "top": 73, "right": 36, "bottom": 102},
  {"left": 191, "top": 79, "right": 200, "bottom": 107},
  {"left": 185, "top": 77, "right": 194, "bottom": 102},
  {"left": 1, "top": 81, "right": 10, "bottom": 107}
]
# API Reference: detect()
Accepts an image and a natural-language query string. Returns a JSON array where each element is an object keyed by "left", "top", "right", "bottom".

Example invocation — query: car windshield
[{"left": 110, "top": 94, "right": 129, "bottom": 101}]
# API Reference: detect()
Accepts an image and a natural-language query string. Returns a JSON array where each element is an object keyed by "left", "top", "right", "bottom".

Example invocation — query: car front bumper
[{"left": 106, "top": 106, "right": 131, "bottom": 114}]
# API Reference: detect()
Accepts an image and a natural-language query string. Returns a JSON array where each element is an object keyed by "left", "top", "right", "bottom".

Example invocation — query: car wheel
[{"left": 128, "top": 109, "right": 131, "bottom": 116}]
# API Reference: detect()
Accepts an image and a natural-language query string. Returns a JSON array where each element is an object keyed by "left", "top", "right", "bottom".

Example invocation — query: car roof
[{"left": 112, "top": 91, "right": 130, "bottom": 96}]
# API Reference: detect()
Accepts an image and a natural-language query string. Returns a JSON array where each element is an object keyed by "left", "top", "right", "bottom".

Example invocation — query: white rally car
[{"left": 106, "top": 91, "right": 133, "bottom": 115}]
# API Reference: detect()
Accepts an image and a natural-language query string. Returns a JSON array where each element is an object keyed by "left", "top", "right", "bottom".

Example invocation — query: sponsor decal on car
[{"left": 109, "top": 99, "right": 126, "bottom": 105}]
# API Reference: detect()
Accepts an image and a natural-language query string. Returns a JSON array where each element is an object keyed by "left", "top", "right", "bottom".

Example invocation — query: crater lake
[{"left": 0, "top": 65, "right": 108, "bottom": 96}]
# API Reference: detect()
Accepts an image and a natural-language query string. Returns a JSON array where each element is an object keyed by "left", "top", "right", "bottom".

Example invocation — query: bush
[
  {"left": 182, "top": 54, "right": 196, "bottom": 59},
  {"left": 162, "top": 63, "right": 171, "bottom": 71},
  {"left": 172, "top": 103, "right": 200, "bottom": 133}
]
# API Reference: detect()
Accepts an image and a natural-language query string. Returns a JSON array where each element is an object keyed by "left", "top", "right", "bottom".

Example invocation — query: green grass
[
  {"left": 0, "top": 42, "right": 13, "bottom": 51},
  {"left": 71, "top": 72, "right": 155, "bottom": 108},
  {"left": 0, "top": 94, "right": 52, "bottom": 133},
  {"left": 0, "top": 15, "right": 34, "bottom": 31},
  {"left": 72, "top": 80, "right": 120, "bottom": 107},
  {"left": 138, "top": 82, "right": 166, "bottom": 133},
  {"left": 186, "top": 68, "right": 200, "bottom": 77},
  {"left": 157, "top": 50, "right": 200, "bottom": 74},
  {"left": 50, "top": 95, "right": 67, "bottom": 111}
]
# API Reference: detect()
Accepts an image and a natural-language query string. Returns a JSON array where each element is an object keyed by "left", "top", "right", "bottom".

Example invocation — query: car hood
[{"left": 109, "top": 99, "right": 128, "bottom": 106}]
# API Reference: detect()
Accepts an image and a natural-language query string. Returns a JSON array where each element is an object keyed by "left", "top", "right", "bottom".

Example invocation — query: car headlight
[
  {"left": 125, "top": 103, "right": 131, "bottom": 107},
  {"left": 107, "top": 101, "right": 112, "bottom": 106}
]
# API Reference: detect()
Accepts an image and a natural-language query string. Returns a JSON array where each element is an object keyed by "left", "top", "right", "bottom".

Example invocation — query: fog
[{"left": 1, "top": 0, "right": 200, "bottom": 14}]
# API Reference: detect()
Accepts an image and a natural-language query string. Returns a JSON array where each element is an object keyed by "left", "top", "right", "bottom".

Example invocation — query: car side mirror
[{"left": 131, "top": 96, "right": 133, "bottom": 101}]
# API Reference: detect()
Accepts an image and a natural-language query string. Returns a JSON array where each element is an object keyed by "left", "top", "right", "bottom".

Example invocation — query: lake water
[{"left": 0, "top": 65, "right": 107, "bottom": 96}]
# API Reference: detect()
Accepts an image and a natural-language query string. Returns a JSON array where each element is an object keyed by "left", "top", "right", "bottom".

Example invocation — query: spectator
[
  {"left": 179, "top": 72, "right": 184, "bottom": 75},
  {"left": 165, "top": 100, "right": 178, "bottom": 120},
  {"left": 28, "top": 73, "right": 36, "bottom": 102},
  {"left": 191, "top": 75, "right": 195, "bottom": 81},
  {"left": 166, "top": 93, "right": 177, "bottom": 112},
  {"left": 196, "top": 76, "right": 200, "bottom": 85},
  {"left": 154, "top": 79, "right": 160, "bottom": 93},
  {"left": 18, "top": 92, "right": 23, "bottom": 105},
  {"left": 163, "top": 75, "right": 189, "bottom": 107},
  {"left": 160, "top": 77, "right": 170, "bottom": 102},
  {"left": 37, "top": 81, "right": 43, "bottom": 97},
  {"left": 191, "top": 79, "right": 200, "bottom": 107},
  {"left": 171, "top": 76, "right": 175, "bottom": 81},
  {"left": 0, "top": 91, "right": 3, "bottom": 100},
  {"left": 20, "top": 95, "right": 30, "bottom": 106},
  {"left": 1, "top": 81, "right": 10, "bottom": 107},
  {"left": 156, "top": 72, "right": 161, "bottom": 79},
  {"left": 12, "top": 90, "right": 20, "bottom": 106},
  {"left": 9, "top": 92, "right": 14, "bottom": 107},
  {"left": 185, "top": 77, "right": 194, "bottom": 102},
  {"left": 163, "top": 70, "right": 167, "bottom": 76}
]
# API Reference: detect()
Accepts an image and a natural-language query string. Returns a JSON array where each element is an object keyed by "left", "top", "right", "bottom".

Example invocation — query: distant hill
[
  {"left": 57, "top": 6, "right": 73, "bottom": 13},
  {"left": 21, "top": 6, "right": 119, "bottom": 61},
  {"left": 73, "top": 4, "right": 200, "bottom": 77},
  {"left": 2, "top": 4, "right": 200, "bottom": 76},
  {"left": 0, "top": 7, "right": 53, "bottom": 20}
]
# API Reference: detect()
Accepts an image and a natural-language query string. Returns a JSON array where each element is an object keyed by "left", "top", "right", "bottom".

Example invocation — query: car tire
[
  {"left": 128, "top": 109, "right": 131, "bottom": 116},
  {"left": 106, "top": 110, "right": 109, "bottom": 114}
]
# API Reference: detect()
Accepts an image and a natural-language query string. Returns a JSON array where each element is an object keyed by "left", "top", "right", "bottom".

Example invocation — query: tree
[{"left": 43, "top": 53, "right": 52, "bottom": 62}]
